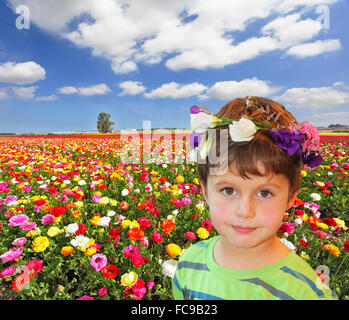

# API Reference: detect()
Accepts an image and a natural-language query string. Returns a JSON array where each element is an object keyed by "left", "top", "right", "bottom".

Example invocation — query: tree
[{"left": 97, "top": 112, "right": 115, "bottom": 133}]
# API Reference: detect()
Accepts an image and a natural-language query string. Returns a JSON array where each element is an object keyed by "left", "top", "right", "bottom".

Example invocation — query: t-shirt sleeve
[{"left": 172, "top": 272, "right": 184, "bottom": 300}]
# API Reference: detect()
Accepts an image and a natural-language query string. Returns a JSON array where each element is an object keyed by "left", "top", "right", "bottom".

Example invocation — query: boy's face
[{"left": 200, "top": 161, "right": 298, "bottom": 250}]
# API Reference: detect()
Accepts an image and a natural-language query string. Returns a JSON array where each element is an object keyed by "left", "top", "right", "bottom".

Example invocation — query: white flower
[
  {"left": 98, "top": 216, "right": 111, "bottom": 227},
  {"left": 229, "top": 117, "right": 257, "bottom": 142},
  {"left": 294, "top": 218, "right": 303, "bottom": 225},
  {"left": 70, "top": 235, "right": 90, "bottom": 248},
  {"left": 310, "top": 193, "right": 321, "bottom": 202},
  {"left": 327, "top": 172, "right": 333, "bottom": 176},
  {"left": 172, "top": 209, "right": 179, "bottom": 216},
  {"left": 65, "top": 223, "right": 79, "bottom": 236},
  {"left": 121, "top": 189, "right": 129, "bottom": 196},
  {"left": 107, "top": 210, "right": 116, "bottom": 217},
  {"left": 161, "top": 259, "right": 178, "bottom": 278},
  {"left": 198, "top": 130, "right": 213, "bottom": 160},
  {"left": 78, "top": 180, "right": 86, "bottom": 186},
  {"left": 190, "top": 112, "right": 215, "bottom": 132},
  {"left": 63, "top": 180, "right": 71, "bottom": 184},
  {"left": 279, "top": 238, "right": 297, "bottom": 251}
]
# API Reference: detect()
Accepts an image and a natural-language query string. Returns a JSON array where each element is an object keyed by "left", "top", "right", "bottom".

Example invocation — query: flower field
[{"left": 0, "top": 133, "right": 348, "bottom": 300}]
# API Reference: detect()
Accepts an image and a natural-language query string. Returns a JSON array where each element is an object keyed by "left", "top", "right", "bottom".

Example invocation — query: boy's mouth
[{"left": 232, "top": 226, "right": 256, "bottom": 234}]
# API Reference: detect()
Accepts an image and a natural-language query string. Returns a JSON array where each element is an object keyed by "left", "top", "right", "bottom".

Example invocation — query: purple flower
[
  {"left": 302, "top": 152, "right": 323, "bottom": 168},
  {"left": 190, "top": 105, "right": 202, "bottom": 114},
  {"left": 269, "top": 128, "right": 306, "bottom": 156},
  {"left": 189, "top": 132, "right": 201, "bottom": 149}
]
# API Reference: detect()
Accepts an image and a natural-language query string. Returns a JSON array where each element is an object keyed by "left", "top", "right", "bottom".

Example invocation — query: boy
[{"left": 172, "top": 96, "right": 337, "bottom": 300}]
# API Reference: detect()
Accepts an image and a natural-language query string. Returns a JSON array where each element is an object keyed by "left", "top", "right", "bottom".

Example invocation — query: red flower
[
  {"left": 298, "top": 240, "right": 309, "bottom": 248},
  {"left": 52, "top": 206, "right": 66, "bottom": 217},
  {"left": 150, "top": 231, "right": 163, "bottom": 243},
  {"left": 75, "top": 223, "right": 86, "bottom": 236},
  {"left": 101, "top": 264, "right": 119, "bottom": 279},
  {"left": 344, "top": 240, "right": 349, "bottom": 253},
  {"left": 109, "top": 227, "right": 119, "bottom": 240},
  {"left": 12, "top": 272, "right": 31, "bottom": 292},
  {"left": 323, "top": 218, "right": 337, "bottom": 227},
  {"left": 35, "top": 199, "right": 46, "bottom": 206},
  {"left": 138, "top": 217, "right": 151, "bottom": 230},
  {"left": 120, "top": 201, "right": 128, "bottom": 210},
  {"left": 131, "top": 254, "right": 145, "bottom": 267},
  {"left": 201, "top": 220, "right": 212, "bottom": 231}
]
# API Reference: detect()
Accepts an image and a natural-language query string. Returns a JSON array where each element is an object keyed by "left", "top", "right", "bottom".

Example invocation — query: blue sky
[{"left": 0, "top": 0, "right": 348, "bottom": 133}]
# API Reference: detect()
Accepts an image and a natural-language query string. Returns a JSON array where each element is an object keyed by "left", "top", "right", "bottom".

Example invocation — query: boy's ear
[{"left": 286, "top": 189, "right": 299, "bottom": 211}]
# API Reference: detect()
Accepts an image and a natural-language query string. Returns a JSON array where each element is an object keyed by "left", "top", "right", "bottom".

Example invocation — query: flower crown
[{"left": 190, "top": 100, "right": 323, "bottom": 168}]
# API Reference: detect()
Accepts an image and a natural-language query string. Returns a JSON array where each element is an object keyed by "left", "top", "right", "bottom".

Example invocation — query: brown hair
[{"left": 197, "top": 96, "right": 303, "bottom": 202}]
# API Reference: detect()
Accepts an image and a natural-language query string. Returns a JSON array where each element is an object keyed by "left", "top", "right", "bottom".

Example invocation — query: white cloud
[
  {"left": 144, "top": 82, "right": 208, "bottom": 99},
  {"left": 310, "top": 111, "right": 349, "bottom": 127},
  {"left": 0, "top": 61, "right": 45, "bottom": 85},
  {"left": 11, "top": 86, "right": 38, "bottom": 100},
  {"left": 261, "top": 13, "right": 322, "bottom": 48},
  {"left": 118, "top": 81, "right": 146, "bottom": 96},
  {"left": 35, "top": 94, "right": 58, "bottom": 101},
  {"left": 286, "top": 39, "right": 341, "bottom": 58},
  {"left": 58, "top": 86, "right": 79, "bottom": 94},
  {"left": 58, "top": 84, "right": 111, "bottom": 96},
  {"left": 7, "top": 0, "right": 341, "bottom": 74},
  {"left": 206, "top": 78, "right": 282, "bottom": 100},
  {"left": 78, "top": 83, "right": 111, "bottom": 96},
  {"left": 274, "top": 84, "right": 349, "bottom": 109}
]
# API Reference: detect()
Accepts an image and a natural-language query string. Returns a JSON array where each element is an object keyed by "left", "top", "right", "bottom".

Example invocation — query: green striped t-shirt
[{"left": 172, "top": 236, "right": 337, "bottom": 300}]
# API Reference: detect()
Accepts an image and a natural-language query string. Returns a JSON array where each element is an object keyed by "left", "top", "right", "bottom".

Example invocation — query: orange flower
[
  {"left": 44, "top": 205, "right": 54, "bottom": 213},
  {"left": 127, "top": 227, "right": 144, "bottom": 241},
  {"left": 64, "top": 203, "right": 77, "bottom": 210},
  {"left": 160, "top": 219, "right": 175, "bottom": 235},
  {"left": 61, "top": 246, "right": 74, "bottom": 256},
  {"left": 293, "top": 198, "right": 304, "bottom": 207},
  {"left": 71, "top": 210, "right": 81, "bottom": 218}
]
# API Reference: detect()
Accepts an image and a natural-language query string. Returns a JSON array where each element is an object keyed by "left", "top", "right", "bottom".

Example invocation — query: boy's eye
[
  {"left": 258, "top": 190, "right": 273, "bottom": 198},
  {"left": 222, "top": 187, "right": 235, "bottom": 196}
]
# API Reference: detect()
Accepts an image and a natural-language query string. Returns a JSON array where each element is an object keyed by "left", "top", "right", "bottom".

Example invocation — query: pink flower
[
  {"left": 23, "top": 185, "right": 31, "bottom": 193},
  {"left": 0, "top": 265, "right": 15, "bottom": 277},
  {"left": 98, "top": 287, "right": 107, "bottom": 296},
  {"left": 12, "top": 237, "right": 27, "bottom": 246},
  {"left": 184, "top": 231, "right": 196, "bottom": 240},
  {"left": 4, "top": 195, "right": 18, "bottom": 204},
  {"left": 0, "top": 247, "right": 24, "bottom": 262},
  {"left": 20, "top": 221, "right": 37, "bottom": 231},
  {"left": 151, "top": 231, "right": 163, "bottom": 243},
  {"left": 280, "top": 222, "right": 295, "bottom": 234},
  {"left": 140, "top": 237, "right": 149, "bottom": 249},
  {"left": 76, "top": 296, "right": 94, "bottom": 300},
  {"left": 132, "top": 278, "right": 146, "bottom": 300},
  {"left": 92, "top": 194, "right": 101, "bottom": 203},
  {"left": 291, "top": 121, "right": 321, "bottom": 153},
  {"left": 147, "top": 280, "right": 155, "bottom": 290},
  {"left": 26, "top": 259, "right": 44, "bottom": 276},
  {"left": 201, "top": 219, "right": 212, "bottom": 231},
  {"left": 123, "top": 245, "right": 140, "bottom": 259},
  {"left": 41, "top": 214, "right": 54, "bottom": 225},
  {"left": 8, "top": 214, "right": 29, "bottom": 226},
  {"left": 90, "top": 253, "right": 107, "bottom": 272},
  {"left": 131, "top": 254, "right": 145, "bottom": 267}
]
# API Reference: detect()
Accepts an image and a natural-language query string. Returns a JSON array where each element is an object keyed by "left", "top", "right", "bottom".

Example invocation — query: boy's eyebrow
[{"left": 214, "top": 180, "right": 282, "bottom": 188}]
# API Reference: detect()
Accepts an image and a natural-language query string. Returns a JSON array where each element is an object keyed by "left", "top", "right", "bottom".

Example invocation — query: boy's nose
[{"left": 235, "top": 196, "right": 256, "bottom": 219}]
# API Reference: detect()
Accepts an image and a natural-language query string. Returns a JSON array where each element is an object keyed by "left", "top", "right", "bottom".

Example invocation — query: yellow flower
[
  {"left": 109, "top": 199, "right": 117, "bottom": 206},
  {"left": 333, "top": 218, "right": 346, "bottom": 230},
  {"left": 325, "top": 244, "right": 340, "bottom": 257},
  {"left": 130, "top": 220, "right": 140, "bottom": 229},
  {"left": 121, "top": 272, "right": 138, "bottom": 287},
  {"left": 47, "top": 226, "right": 62, "bottom": 237},
  {"left": 197, "top": 227, "right": 209, "bottom": 239},
  {"left": 300, "top": 170, "right": 307, "bottom": 177},
  {"left": 300, "top": 251, "right": 310, "bottom": 261},
  {"left": 176, "top": 175, "right": 184, "bottom": 183},
  {"left": 26, "top": 227, "right": 41, "bottom": 237},
  {"left": 193, "top": 178, "right": 199, "bottom": 185},
  {"left": 33, "top": 236, "right": 50, "bottom": 252},
  {"left": 84, "top": 246, "right": 97, "bottom": 256},
  {"left": 74, "top": 201, "right": 84, "bottom": 208},
  {"left": 166, "top": 243, "right": 183, "bottom": 258},
  {"left": 53, "top": 216, "right": 61, "bottom": 224},
  {"left": 121, "top": 219, "right": 132, "bottom": 229},
  {"left": 317, "top": 222, "right": 329, "bottom": 230},
  {"left": 90, "top": 216, "right": 101, "bottom": 226},
  {"left": 98, "top": 196, "right": 110, "bottom": 206}
]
